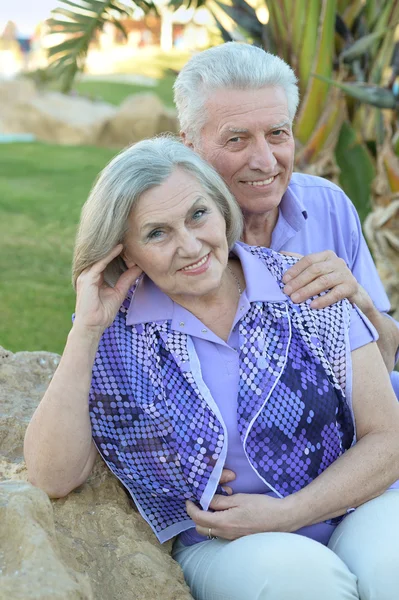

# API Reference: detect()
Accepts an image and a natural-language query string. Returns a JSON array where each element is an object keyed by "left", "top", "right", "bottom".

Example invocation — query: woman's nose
[{"left": 176, "top": 229, "right": 202, "bottom": 256}]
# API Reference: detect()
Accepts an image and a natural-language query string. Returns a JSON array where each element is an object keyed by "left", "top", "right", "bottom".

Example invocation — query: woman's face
[{"left": 123, "top": 168, "right": 229, "bottom": 304}]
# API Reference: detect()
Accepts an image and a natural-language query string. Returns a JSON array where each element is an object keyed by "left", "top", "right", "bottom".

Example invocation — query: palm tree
[{"left": 45, "top": 0, "right": 399, "bottom": 316}]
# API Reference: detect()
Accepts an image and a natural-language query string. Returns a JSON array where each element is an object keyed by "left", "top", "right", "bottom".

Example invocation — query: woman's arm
[
  {"left": 24, "top": 245, "right": 141, "bottom": 498},
  {"left": 186, "top": 341, "right": 399, "bottom": 539},
  {"left": 24, "top": 325, "right": 102, "bottom": 498}
]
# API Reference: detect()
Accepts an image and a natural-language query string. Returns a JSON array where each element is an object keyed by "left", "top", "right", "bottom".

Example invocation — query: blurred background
[{"left": 0, "top": 0, "right": 398, "bottom": 354}]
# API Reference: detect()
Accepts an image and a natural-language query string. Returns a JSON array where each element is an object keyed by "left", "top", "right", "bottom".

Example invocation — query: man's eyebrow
[
  {"left": 271, "top": 120, "right": 291, "bottom": 130},
  {"left": 228, "top": 127, "right": 249, "bottom": 133},
  {"left": 140, "top": 197, "right": 206, "bottom": 233},
  {"left": 223, "top": 121, "right": 292, "bottom": 136},
  {"left": 226, "top": 127, "right": 249, "bottom": 134}
]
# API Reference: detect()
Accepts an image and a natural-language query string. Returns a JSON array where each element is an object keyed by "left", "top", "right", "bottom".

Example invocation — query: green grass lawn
[
  {"left": 1, "top": 52, "right": 180, "bottom": 354},
  {"left": 65, "top": 48, "right": 190, "bottom": 107},
  {"left": 73, "top": 74, "right": 176, "bottom": 107},
  {"left": 0, "top": 143, "right": 116, "bottom": 354}
]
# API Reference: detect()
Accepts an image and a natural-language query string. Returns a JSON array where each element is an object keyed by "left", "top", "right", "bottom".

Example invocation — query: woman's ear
[{"left": 121, "top": 250, "right": 136, "bottom": 269}]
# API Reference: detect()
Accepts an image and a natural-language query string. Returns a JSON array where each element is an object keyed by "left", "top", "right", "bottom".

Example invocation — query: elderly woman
[{"left": 25, "top": 137, "right": 399, "bottom": 600}]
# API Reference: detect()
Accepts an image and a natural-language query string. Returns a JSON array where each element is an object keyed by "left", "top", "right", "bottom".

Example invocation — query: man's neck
[{"left": 241, "top": 207, "right": 279, "bottom": 248}]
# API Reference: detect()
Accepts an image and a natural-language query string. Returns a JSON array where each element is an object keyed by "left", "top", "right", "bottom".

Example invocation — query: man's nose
[{"left": 248, "top": 138, "right": 277, "bottom": 172}]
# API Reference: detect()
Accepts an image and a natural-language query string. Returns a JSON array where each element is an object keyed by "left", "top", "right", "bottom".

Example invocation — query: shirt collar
[
  {"left": 280, "top": 179, "right": 308, "bottom": 230},
  {"left": 270, "top": 178, "right": 308, "bottom": 251},
  {"left": 126, "top": 242, "right": 286, "bottom": 326}
]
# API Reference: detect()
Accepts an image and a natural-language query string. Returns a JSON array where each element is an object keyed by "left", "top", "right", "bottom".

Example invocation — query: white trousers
[{"left": 172, "top": 490, "right": 399, "bottom": 600}]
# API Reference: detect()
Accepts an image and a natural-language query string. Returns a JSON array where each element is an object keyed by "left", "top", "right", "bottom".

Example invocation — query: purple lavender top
[
  {"left": 268, "top": 172, "right": 399, "bottom": 369},
  {"left": 127, "top": 243, "right": 378, "bottom": 547}
]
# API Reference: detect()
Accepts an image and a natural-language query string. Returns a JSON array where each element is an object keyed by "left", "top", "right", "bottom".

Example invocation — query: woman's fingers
[
  {"left": 219, "top": 468, "right": 236, "bottom": 485},
  {"left": 87, "top": 244, "right": 124, "bottom": 277},
  {"left": 114, "top": 265, "right": 143, "bottom": 298}
]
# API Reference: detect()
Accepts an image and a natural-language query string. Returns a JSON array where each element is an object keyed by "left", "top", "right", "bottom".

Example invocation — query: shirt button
[
  {"left": 240, "top": 306, "right": 244, "bottom": 311},
  {"left": 179, "top": 321, "right": 185, "bottom": 327},
  {"left": 202, "top": 328, "right": 208, "bottom": 333}
]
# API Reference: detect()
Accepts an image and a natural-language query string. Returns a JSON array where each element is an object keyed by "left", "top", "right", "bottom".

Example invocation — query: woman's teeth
[
  {"left": 246, "top": 176, "right": 275, "bottom": 186},
  {"left": 181, "top": 254, "right": 208, "bottom": 271}
]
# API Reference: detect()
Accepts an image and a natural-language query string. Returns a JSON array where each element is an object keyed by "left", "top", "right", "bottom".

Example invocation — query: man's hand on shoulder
[{"left": 282, "top": 250, "right": 365, "bottom": 309}]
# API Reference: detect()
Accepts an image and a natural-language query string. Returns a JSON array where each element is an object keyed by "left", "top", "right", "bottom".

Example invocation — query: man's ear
[{"left": 180, "top": 131, "right": 194, "bottom": 149}]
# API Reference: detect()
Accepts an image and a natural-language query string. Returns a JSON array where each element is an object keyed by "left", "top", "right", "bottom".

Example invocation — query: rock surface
[
  {"left": 0, "top": 346, "right": 192, "bottom": 599},
  {"left": 2, "top": 91, "right": 117, "bottom": 146},
  {"left": 0, "top": 78, "right": 178, "bottom": 147},
  {"left": 98, "top": 93, "right": 178, "bottom": 147}
]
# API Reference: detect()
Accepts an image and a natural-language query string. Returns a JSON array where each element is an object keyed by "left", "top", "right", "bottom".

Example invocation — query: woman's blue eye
[
  {"left": 193, "top": 208, "right": 207, "bottom": 220},
  {"left": 148, "top": 229, "right": 163, "bottom": 240}
]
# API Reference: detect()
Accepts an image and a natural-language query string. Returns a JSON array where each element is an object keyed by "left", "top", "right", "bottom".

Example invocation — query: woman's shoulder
[{"left": 240, "top": 244, "right": 301, "bottom": 284}]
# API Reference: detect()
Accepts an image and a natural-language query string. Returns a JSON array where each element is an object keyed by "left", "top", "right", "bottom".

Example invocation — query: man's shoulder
[
  {"left": 288, "top": 172, "right": 356, "bottom": 218},
  {"left": 289, "top": 172, "right": 344, "bottom": 195}
]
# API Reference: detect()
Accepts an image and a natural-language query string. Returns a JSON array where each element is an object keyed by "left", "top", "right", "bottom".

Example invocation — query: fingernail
[
  {"left": 291, "top": 292, "right": 300, "bottom": 302},
  {"left": 283, "top": 272, "right": 292, "bottom": 282},
  {"left": 284, "top": 284, "right": 292, "bottom": 294}
]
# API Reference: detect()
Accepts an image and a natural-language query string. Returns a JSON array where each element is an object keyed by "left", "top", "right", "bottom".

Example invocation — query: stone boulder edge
[
  {"left": 98, "top": 92, "right": 178, "bottom": 147},
  {"left": 0, "top": 78, "right": 178, "bottom": 147},
  {"left": 0, "top": 481, "right": 93, "bottom": 600},
  {"left": 0, "top": 346, "right": 193, "bottom": 599},
  {"left": 1, "top": 91, "right": 117, "bottom": 146}
]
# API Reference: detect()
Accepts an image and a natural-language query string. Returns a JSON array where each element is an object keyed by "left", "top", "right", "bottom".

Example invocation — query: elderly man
[{"left": 174, "top": 42, "right": 399, "bottom": 394}]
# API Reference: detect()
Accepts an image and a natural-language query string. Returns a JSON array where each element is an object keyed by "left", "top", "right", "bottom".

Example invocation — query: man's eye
[
  {"left": 228, "top": 136, "right": 242, "bottom": 143},
  {"left": 271, "top": 129, "right": 284, "bottom": 136}
]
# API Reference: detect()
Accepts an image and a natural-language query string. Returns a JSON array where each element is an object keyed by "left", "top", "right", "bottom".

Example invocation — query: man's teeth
[
  {"left": 247, "top": 176, "right": 275, "bottom": 186},
  {"left": 182, "top": 255, "right": 208, "bottom": 271}
]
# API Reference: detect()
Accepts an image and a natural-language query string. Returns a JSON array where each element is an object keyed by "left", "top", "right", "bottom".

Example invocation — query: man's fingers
[
  {"left": 287, "top": 272, "right": 344, "bottom": 303},
  {"left": 282, "top": 251, "right": 333, "bottom": 283},
  {"left": 284, "top": 262, "right": 337, "bottom": 295},
  {"left": 310, "top": 285, "right": 350, "bottom": 309}
]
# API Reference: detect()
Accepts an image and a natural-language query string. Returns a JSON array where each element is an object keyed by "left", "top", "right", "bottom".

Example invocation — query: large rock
[
  {"left": 97, "top": 92, "right": 178, "bottom": 147},
  {"left": 0, "top": 346, "right": 192, "bottom": 599},
  {"left": 0, "top": 78, "right": 178, "bottom": 147},
  {"left": 0, "top": 77, "right": 38, "bottom": 107},
  {"left": 1, "top": 91, "right": 117, "bottom": 146},
  {"left": 0, "top": 481, "right": 93, "bottom": 600}
]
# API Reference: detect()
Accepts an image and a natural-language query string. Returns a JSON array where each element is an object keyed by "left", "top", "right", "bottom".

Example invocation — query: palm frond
[{"left": 46, "top": 0, "right": 155, "bottom": 92}]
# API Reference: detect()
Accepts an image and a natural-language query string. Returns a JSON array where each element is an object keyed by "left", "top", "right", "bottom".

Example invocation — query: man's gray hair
[
  {"left": 174, "top": 42, "right": 299, "bottom": 142},
  {"left": 73, "top": 136, "right": 244, "bottom": 287}
]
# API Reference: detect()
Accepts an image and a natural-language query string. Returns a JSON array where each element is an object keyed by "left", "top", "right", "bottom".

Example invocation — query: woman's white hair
[
  {"left": 174, "top": 42, "right": 299, "bottom": 143},
  {"left": 72, "top": 136, "right": 244, "bottom": 287}
]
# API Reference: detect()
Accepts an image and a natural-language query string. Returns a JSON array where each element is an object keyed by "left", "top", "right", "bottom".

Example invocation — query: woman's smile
[{"left": 179, "top": 252, "right": 211, "bottom": 274}]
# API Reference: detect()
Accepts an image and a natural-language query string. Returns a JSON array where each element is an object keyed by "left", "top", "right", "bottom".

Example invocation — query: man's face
[{"left": 188, "top": 86, "right": 295, "bottom": 218}]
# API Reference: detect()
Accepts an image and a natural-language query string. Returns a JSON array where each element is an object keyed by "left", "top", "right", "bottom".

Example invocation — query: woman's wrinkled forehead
[{"left": 129, "top": 169, "right": 218, "bottom": 233}]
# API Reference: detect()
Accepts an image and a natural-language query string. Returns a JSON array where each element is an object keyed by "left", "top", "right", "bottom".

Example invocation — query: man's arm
[{"left": 282, "top": 250, "right": 399, "bottom": 371}]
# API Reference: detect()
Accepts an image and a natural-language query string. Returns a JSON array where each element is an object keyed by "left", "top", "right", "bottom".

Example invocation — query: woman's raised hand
[{"left": 73, "top": 244, "right": 142, "bottom": 335}]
